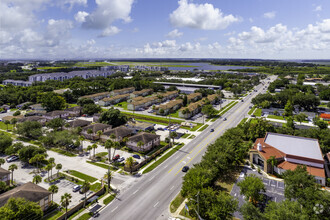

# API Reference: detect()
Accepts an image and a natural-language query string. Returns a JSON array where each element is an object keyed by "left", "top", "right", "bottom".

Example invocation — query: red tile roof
[
  {"left": 251, "top": 138, "right": 285, "bottom": 160},
  {"left": 320, "top": 113, "right": 330, "bottom": 119},
  {"left": 277, "top": 161, "right": 325, "bottom": 178}
]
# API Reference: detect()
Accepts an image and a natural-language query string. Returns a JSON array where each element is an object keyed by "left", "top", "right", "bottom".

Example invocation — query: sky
[{"left": 1, "top": 0, "right": 330, "bottom": 60}]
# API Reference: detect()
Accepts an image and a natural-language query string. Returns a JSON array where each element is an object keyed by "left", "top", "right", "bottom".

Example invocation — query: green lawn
[
  {"left": 50, "top": 148, "right": 76, "bottom": 157},
  {"left": 248, "top": 106, "right": 256, "bottom": 115},
  {"left": 238, "top": 118, "right": 248, "bottom": 126},
  {"left": 143, "top": 143, "right": 185, "bottom": 174},
  {"left": 267, "top": 115, "right": 284, "bottom": 120},
  {"left": 0, "top": 121, "right": 14, "bottom": 131},
  {"left": 77, "top": 213, "right": 93, "bottom": 220},
  {"left": 254, "top": 108, "right": 262, "bottom": 117},
  {"left": 67, "top": 170, "right": 98, "bottom": 183},
  {"left": 188, "top": 135, "right": 196, "bottom": 139},
  {"left": 181, "top": 133, "right": 191, "bottom": 138},
  {"left": 95, "top": 152, "right": 108, "bottom": 157},
  {"left": 169, "top": 110, "right": 180, "bottom": 118},
  {"left": 114, "top": 101, "right": 128, "bottom": 110},
  {"left": 86, "top": 161, "right": 118, "bottom": 171},
  {"left": 90, "top": 182, "right": 102, "bottom": 192},
  {"left": 42, "top": 210, "right": 64, "bottom": 220},
  {"left": 170, "top": 192, "right": 185, "bottom": 213},
  {"left": 103, "top": 194, "right": 116, "bottom": 205},
  {"left": 198, "top": 124, "right": 209, "bottom": 131}
]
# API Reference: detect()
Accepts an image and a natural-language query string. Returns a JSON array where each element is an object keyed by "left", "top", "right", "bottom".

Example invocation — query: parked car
[
  {"left": 241, "top": 100, "right": 244, "bottom": 102},
  {"left": 223, "top": 117, "right": 227, "bottom": 121},
  {"left": 117, "top": 157, "right": 125, "bottom": 162},
  {"left": 210, "top": 129, "right": 214, "bottom": 132},
  {"left": 182, "top": 166, "right": 189, "bottom": 172},
  {"left": 133, "top": 154, "right": 140, "bottom": 159},
  {"left": 73, "top": 185, "right": 81, "bottom": 192},
  {"left": 6, "top": 155, "right": 19, "bottom": 162},
  {"left": 157, "top": 127, "right": 164, "bottom": 131},
  {"left": 112, "top": 155, "right": 120, "bottom": 161}
]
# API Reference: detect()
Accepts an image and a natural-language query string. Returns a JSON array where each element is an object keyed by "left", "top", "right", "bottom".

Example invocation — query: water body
[{"left": 168, "top": 63, "right": 255, "bottom": 71}]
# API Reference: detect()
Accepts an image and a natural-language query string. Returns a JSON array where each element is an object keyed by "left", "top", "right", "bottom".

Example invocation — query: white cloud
[
  {"left": 318, "top": 19, "right": 330, "bottom": 33},
  {"left": 314, "top": 5, "right": 322, "bottom": 12},
  {"left": 58, "top": 0, "right": 87, "bottom": 10},
  {"left": 98, "top": 26, "right": 121, "bottom": 37},
  {"left": 169, "top": 0, "right": 239, "bottom": 30},
  {"left": 74, "top": 11, "right": 89, "bottom": 23},
  {"left": 263, "top": 11, "right": 276, "bottom": 19},
  {"left": 132, "top": 28, "right": 139, "bottom": 33},
  {"left": 166, "top": 29, "right": 183, "bottom": 38},
  {"left": 81, "top": 0, "right": 134, "bottom": 29},
  {"left": 44, "top": 19, "right": 74, "bottom": 46}
]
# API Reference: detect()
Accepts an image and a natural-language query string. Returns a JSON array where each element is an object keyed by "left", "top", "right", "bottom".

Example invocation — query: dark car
[
  {"left": 210, "top": 129, "right": 214, "bottom": 132},
  {"left": 182, "top": 166, "right": 189, "bottom": 172},
  {"left": 223, "top": 117, "right": 227, "bottom": 121},
  {"left": 133, "top": 154, "right": 140, "bottom": 159},
  {"left": 241, "top": 100, "right": 244, "bottom": 102},
  {"left": 112, "top": 155, "right": 120, "bottom": 161}
]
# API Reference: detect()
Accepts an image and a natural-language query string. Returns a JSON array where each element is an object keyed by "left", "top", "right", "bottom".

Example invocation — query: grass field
[
  {"left": 198, "top": 124, "right": 209, "bottom": 131},
  {"left": 254, "top": 108, "right": 262, "bottom": 117},
  {"left": 170, "top": 192, "right": 185, "bottom": 213},
  {"left": 90, "top": 182, "right": 102, "bottom": 192},
  {"left": 0, "top": 121, "right": 14, "bottom": 131},
  {"left": 267, "top": 115, "right": 284, "bottom": 120},
  {"left": 248, "top": 106, "right": 256, "bottom": 115},
  {"left": 77, "top": 213, "right": 92, "bottom": 220},
  {"left": 103, "top": 194, "right": 116, "bottom": 205},
  {"left": 50, "top": 148, "right": 76, "bottom": 157},
  {"left": 67, "top": 170, "right": 98, "bottom": 183},
  {"left": 86, "top": 161, "right": 118, "bottom": 171},
  {"left": 114, "top": 101, "right": 128, "bottom": 110}
]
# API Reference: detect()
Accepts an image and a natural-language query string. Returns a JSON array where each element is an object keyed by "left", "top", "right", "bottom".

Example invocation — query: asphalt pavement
[{"left": 97, "top": 76, "right": 277, "bottom": 220}]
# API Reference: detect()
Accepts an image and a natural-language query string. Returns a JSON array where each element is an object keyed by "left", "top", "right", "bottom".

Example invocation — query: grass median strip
[
  {"left": 248, "top": 106, "right": 256, "bottom": 115},
  {"left": 170, "top": 192, "right": 185, "bottom": 213},
  {"left": 86, "top": 161, "right": 118, "bottom": 171},
  {"left": 67, "top": 170, "right": 97, "bottom": 182},
  {"left": 143, "top": 143, "right": 185, "bottom": 174},
  {"left": 220, "top": 101, "right": 238, "bottom": 116},
  {"left": 103, "top": 194, "right": 116, "bottom": 205},
  {"left": 198, "top": 124, "right": 209, "bottom": 131},
  {"left": 50, "top": 148, "right": 76, "bottom": 157}
]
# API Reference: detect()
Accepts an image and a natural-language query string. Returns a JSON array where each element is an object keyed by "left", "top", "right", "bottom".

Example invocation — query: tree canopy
[
  {"left": 99, "top": 107, "right": 127, "bottom": 127},
  {"left": 0, "top": 197, "right": 43, "bottom": 220}
]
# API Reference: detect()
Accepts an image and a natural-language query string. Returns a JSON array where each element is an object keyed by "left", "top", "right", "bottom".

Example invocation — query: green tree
[
  {"left": 0, "top": 181, "right": 7, "bottom": 192},
  {"left": 18, "top": 145, "right": 47, "bottom": 163},
  {"left": 48, "top": 185, "right": 59, "bottom": 204},
  {"left": 104, "top": 170, "right": 112, "bottom": 193},
  {"left": 16, "top": 121, "right": 42, "bottom": 139},
  {"left": 283, "top": 100, "right": 293, "bottom": 117},
  {"left": 82, "top": 103, "right": 101, "bottom": 116},
  {"left": 8, "top": 164, "right": 18, "bottom": 184},
  {"left": 4, "top": 120, "right": 10, "bottom": 131},
  {"left": 61, "top": 193, "right": 72, "bottom": 220},
  {"left": 97, "top": 130, "right": 103, "bottom": 140},
  {"left": 239, "top": 201, "right": 263, "bottom": 220},
  {"left": 46, "top": 118, "right": 65, "bottom": 131},
  {"left": 0, "top": 159, "right": 5, "bottom": 167},
  {"left": 13, "top": 110, "right": 21, "bottom": 116},
  {"left": 0, "top": 132, "right": 12, "bottom": 153},
  {"left": 237, "top": 174, "right": 265, "bottom": 206},
  {"left": 32, "top": 175, "right": 42, "bottom": 185},
  {"left": 5, "top": 142, "right": 23, "bottom": 155},
  {"left": 45, "top": 164, "right": 52, "bottom": 181},
  {"left": 170, "top": 131, "right": 178, "bottom": 146},
  {"left": 201, "top": 104, "right": 217, "bottom": 118},
  {"left": 92, "top": 143, "right": 98, "bottom": 158},
  {"left": 286, "top": 116, "right": 295, "bottom": 130},
  {"left": 81, "top": 180, "right": 90, "bottom": 207},
  {"left": 125, "top": 157, "right": 134, "bottom": 174},
  {"left": 295, "top": 113, "right": 307, "bottom": 124},
  {"left": 263, "top": 200, "right": 309, "bottom": 220},
  {"left": 99, "top": 107, "right": 127, "bottom": 127},
  {"left": 48, "top": 157, "right": 55, "bottom": 177},
  {"left": 39, "top": 92, "right": 66, "bottom": 111},
  {"left": 137, "top": 141, "right": 144, "bottom": 152},
  {"left": 10, "top": 118, "right": 17, "bottom": 130},
  {"left": 266, "top": 156, "right": 277, "bottom": 175},
  {"left": 105, "top": 139, "right": 114, "bottom": 163},
  {"left": 29, "top": 154, "right": 45, "bottom": 173},
  {"left": 56, "top": 163, "right": 62, "bottom": 176},
  {"left": 87, "top": 145, "right": 92, "bottom": 158},
  {"left": 0, "top": 197, "right": 43, "bottom": 220}
]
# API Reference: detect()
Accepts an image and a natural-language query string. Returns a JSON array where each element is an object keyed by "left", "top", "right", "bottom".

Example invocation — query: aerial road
[{"left": 99, "top": 76, "right": 276, "bottom": 220}]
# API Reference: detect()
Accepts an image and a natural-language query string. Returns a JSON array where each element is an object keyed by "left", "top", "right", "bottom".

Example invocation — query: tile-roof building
[
  {"left": 99, "top": 94, "right": 130, "bottom": 106},
  {"left": 81, "top": 123, "right": 112, "bottom": 140},
  {"left": 79, "top": 92, "right": 111, "bottom": 102},
  {"left": 43, "top": 110, "right": 69, "bottom": 121},
  {"left": 65, "top": 119, "right": 91, "bottom": 129},
  {"left": 110, "top": 87, "right": 135, "bottom": 96},
  {"left": 249, "top": 132, "right": 326, "bottom": 186},
  {"left": 100, "top": 126, "right": 133, "bottom": 142},
  {"left": 156, "top": 99, "right": 183, "bottom": 115},
  {"left": 0, "top": 182, "right": 51, "bottom": 210},
  {"left": 0, "top": 167, "right": 10, "bottom": 186},
  {"left": 64, "top": 106, "right": 83, "bottom": 117},
  {"left": 130, "top": 89, "right": 153, "bottom": 98},
  {"left": 127, "top": 132, "right": 160, "bottom": 152}
]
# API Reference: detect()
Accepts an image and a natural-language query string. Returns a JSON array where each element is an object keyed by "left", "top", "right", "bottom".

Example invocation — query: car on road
[
  {"left": 6, "top": 155, "right": 19, "bottom": 162},
  {"left": 117, "top": 157, "right": 125, "bottom": 162},
  {"left": 210, "top": 129, "right": 214, "bottom": 132},
  {"left": 133, "top": 154, "right": 141, "bottom": 159},
  {"left": 223, "top": 117, "right": 227, "bottom": 121},
  {"left": 241, "top": 100, "right": 244, "bottom": 102},
  {"left": 73, "top": 185, "right": 81, "bottom": 192},
  {"left": 182, "top": 166, "right": 189, "bottom": 172},
  {"left": 112, "top": 154, "right": 120, "bottom": 161}
]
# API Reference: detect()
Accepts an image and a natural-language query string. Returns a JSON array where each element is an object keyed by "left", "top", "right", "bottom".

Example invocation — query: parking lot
[{"left": 231, "top": 166, "right": 285, "bottom": 219}]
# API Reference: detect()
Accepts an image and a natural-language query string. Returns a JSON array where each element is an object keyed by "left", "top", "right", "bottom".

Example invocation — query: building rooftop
[
  {"left": 103, "top": 126, "right": 133, "bottom": 138},
  {"left": 67, "top": 119, "right": 91, "bottom": 128},
  {"left": 264, "top": 132, "right": 323, "bottom": 162},
  {"left": 0, "top": 182, "right": 51, "bottom": 207},
  {"left": 82, "top": 123, "right": 111, "bottom": 133},
  {"left": 128, "top": 132, "right": 160, "bottom": 144},
  {"left": 0, "top": 167, "right": 10, "bottom": 178}
]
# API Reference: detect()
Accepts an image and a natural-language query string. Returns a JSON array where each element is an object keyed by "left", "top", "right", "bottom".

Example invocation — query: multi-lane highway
[{"left": 99, "top": 76, "right": 276, "bottom": 220}]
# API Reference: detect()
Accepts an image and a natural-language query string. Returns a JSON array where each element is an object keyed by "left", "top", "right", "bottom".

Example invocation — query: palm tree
[
  {"left": 87, "top": 145, "right": 92, "bottom": 158},
  {"left": 45, "top": 164, "right": 52, "bottom": 181},
  {"left": 33, "top": 175, "right": 42, "bottom": 185},
  {"left": 112, "top": 141, "right": 120, "bottom": 160},
  {"left": 97, "top": 130, "right": 103, "bottom": 140},
  {"left": 87, "top": 128, "right": 93, "bottom": 139},
  {"left": 137, "top": 141, "right": 144, "bottom": 152},
  {"left": 10, "top": 118, "right": 17, "bottom": 130},
  {"left": 8, "top": 164, "right": 17, "bottom": 184},
  {"left": 56, "top": 163, "right": 62, "bottom": 177},
  {"left": 170, "top": 131, "right": 178, "bottom": 146},
  {"left": 0, "top": 158, "right": 5, "bottom": 167},
  {"left": 104, "top": 139, "right": 114, "bottom": 163},
  {"left": 81, "top": 180, "right": 90, "bottom": 207},
  {"left": 4, "top": 120, "right": 10, "bottom": 131},
  {"left": 79, "top": 135, "right": 85, "bottom": 154},
  {"left": 61, "top": 193, "right": 72, "bottom": 220},
  {"left": 48, "top": 185, "right": 59, "bottom": 204},
  {"left": 104, "top": 170, "right": 112, "bottom": 193},
  {"left": 125, "top": 157, "right": 134, "bottom": 174},
  {"left": 267, "top": 156, "right": 278, "bottom": 175},
  {"left": 48, "top": 157, "right": 55, "bottom": 177},
  {"left": 122, "top": 137, "right": 128, "bottom": 146},
  {"left": 92, "top": 144, "right": 98, "bottom": 158},
  {"left": 29, "top": 154, "right": 45, "bottom": 173}
]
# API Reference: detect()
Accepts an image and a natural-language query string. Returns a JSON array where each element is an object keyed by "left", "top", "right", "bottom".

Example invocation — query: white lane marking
[
  {"left": 133, "top": 190, "right": 139, "bottom": 194},
  {"left": 164, "top": 165, "right": 168, "bottom": 168},
  {"left": 170, "top": 186, "right": 174, "bottom": 190},
  {"left": 148, "top": 176, "right": 155, "bottom": 182},
  {"left": 111, "top": 206, "right": 118, "bottom": 212},
  {"left": 154, "top": 201, "right": 159, "bottom": 207}
]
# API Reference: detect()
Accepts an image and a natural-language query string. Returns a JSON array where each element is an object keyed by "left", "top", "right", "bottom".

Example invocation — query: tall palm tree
[
  {"left": 104, "top": 170, "right": 112, "bottom": 193},
  {"left": 79, "top": 135, "right": 85, "bottom": 154},
  {"left": 81, "top": 180, "right": 90, "bottom": 207},
  {"left": 61, "top": 193, "right": 72, "bottom": 220},
  {"left": 97, "top": 130, "right": 103, "bottom": 140},
  {"left": 56, "top": 163, "right": 62, "bottom": 177},
  {"left": 110, "top": 133, "right": 116, "bottom": 142},
  {"left": 87, "top": 145, "right": 92, "bottom": 158},
  {"left": 267, "top": 156, "right": 278, "bottom": 175},
  {"left": 104, "top": 139, "right": 114, "bottom": 163},
  {"left": 8, "top": 164, "right": 17, "bottom": 184},
  {"left": 112, "top": 141, "right": 121, "bottom": 160},
  {"left": 33, "top": 175, "right": 42, "bottom": 185},
  {"left": 48, "top": 157, "right": 55, "bottom": 177},
  {"left": 92, "top": 144, "right": 98, "bottom": 158},
  {"left": 45, "top": 164, "right": 52, "bottom": 181},
  {"left": 29, "top": 154, "right": 45, "bottom": 173},
  {"left": 48, "top": 185, "right": 59, "bottom": 204},
  {"left": 125, "top": 157, "right": 134, "bottom": 174},
  {"left": 137, "top": 141, "right": 144, "bottom": 152},
  {"left": 0, "top": 158, "right": 5, "bottom": 167}
]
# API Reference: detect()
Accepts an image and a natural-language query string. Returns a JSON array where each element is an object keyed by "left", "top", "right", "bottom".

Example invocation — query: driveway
[{"left": 230, "top": 166, "right": 285, "bottom": 219}]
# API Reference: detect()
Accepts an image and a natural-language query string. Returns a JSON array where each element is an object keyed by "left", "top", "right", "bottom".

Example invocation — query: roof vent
[{"left": 257, "top": 143, "right": 262, "bottom": 151}]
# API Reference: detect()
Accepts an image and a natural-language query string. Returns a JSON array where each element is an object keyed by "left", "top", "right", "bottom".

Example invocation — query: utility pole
[{"left": 168, "top": 114, "right": 172, "bottom": 147}]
